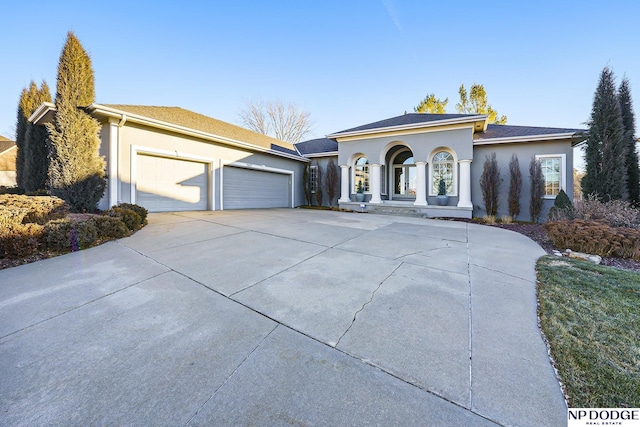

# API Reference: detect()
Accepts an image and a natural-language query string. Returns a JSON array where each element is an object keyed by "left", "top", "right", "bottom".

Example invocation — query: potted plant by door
[
  {"left": 437, "top": 179, "right": 448, "bottom": 206},
  {"left": 355, "top": 180, "right": 365, "bottom": 202}
]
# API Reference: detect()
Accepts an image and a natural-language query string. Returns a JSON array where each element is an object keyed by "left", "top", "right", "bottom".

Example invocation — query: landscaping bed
[{"left": 1, "top": 195, "right": 148, "bottom": 270}]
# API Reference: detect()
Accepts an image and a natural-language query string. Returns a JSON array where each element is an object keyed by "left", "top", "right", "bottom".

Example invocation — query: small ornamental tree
[
  {"left": 480, "top": 152, "right": 500, "bottom": 216},
  {"left": 529, "top": 157, "right": 545, "bottom": 222},
  {"left": 46, "top": 31, "right": 106, "bottom": 212},
  {"left": 325, "top": 158, "right": 339, "bottom": 207},
  {"left": 508, "top": 154, "right": 522, "bottom": 219},
  {"left": 303, "top": 165, "right": 311, "bottom": 205},
  {"left": 24, "top": 81, "right": 52, "bottom": 192},
  {"left": 314, "top": 164, "right": 323, "bottom": 206}
]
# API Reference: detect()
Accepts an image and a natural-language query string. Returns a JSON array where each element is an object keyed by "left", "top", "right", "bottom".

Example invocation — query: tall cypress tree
[
  {"left": 618, "top": 77, "right": 639, "bottom": 205},
  {"left": 24, "top": 81, "right": 53, "bottom": 192},
  {"left": 15, "top": 83, "right": 39, "bottom": 190},
  {"left": 582, "top": 67, "right": 626, "bottom": 200},
  {"left": 46, "top": 31, "right": 105, "bottom": 212}
]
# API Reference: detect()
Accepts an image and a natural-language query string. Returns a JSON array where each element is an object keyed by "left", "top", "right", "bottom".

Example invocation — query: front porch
[{"left": 339, "top": 200, "right": 473, "bottom": 219}]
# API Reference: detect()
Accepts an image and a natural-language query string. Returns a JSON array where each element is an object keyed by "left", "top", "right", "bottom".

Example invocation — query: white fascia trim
[
  {"left": 327, "top": 115, "right": 487, "bottom": 139},
  {"left": 303, "top": 151, "right": 338, "bottom": 158},
  {"left": 0, "top": 145, "right": 16, "bottom": 156},
  {"left": 130, "top": 145, "right": 216, "bottom": 210},
  {"left": 473, "top": 132, "right": 580, "bottom": 145},
  {"left": 88, "top": 104, "right": 306, "bottom": 162},
  {"left": 220, "top": 159, "right": 295, "bottom": 209},
  {"left": 28, "top": 102, "right": 56, "bottom": 124}
]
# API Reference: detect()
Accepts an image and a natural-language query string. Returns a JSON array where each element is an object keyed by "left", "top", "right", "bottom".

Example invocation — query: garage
[
  {"left": 135, "top": 154, "right": 209, "bottom": 212},
  {"left": 223, "top": 165, "right": 291, "bottom": 209}
]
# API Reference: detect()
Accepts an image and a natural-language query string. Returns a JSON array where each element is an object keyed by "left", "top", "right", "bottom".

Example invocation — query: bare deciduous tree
[{"left": 239, "top": 99, "right": 313, "bottom": 143}]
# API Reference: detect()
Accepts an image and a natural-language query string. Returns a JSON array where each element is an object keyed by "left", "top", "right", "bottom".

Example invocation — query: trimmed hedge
[
  {"left": 0, "top": 224, "right": 45, "bottom": 258},
  {"left": 545, "top": 219, "right": 640, "bottom": 260},
  {"left": 0, "top": 194, "right": 68, "bottom": 225}
]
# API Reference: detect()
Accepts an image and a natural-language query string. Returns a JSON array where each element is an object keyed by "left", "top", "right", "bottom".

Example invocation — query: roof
[
  {"left": 0, "top": 139, "right": 16, "bottom": 155},
  {"left": 475, "top": 124, "right": 586, "bottom": 140},
  {"left": 295, "top": 138, "right": 338, "bottom": 156},
  {"left": 100, "top": 104, "right": 296, "bottom": 153},
  {"left": 330, "top": 113, "right": 486, "bottom": 136}
]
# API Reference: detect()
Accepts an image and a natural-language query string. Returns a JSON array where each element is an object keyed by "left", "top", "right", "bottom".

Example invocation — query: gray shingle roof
[
  {"left": 333, "top": 113, "right": 480, "bottom": 134},
  {"left": 295, "top": 138, "right": 338, "bottom": 156},
  {"left": 0, "top": 139, "right": 15, "bottom": 154},
  {"left": 475, "top": 124, "right": 586, "bottom": 140},
  {"left": 270, "top": 143, "right": 301, "bottom": 157}
]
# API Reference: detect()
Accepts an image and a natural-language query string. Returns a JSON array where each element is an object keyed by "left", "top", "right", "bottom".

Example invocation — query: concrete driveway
[{"left": 0, "top": 209, "right": 566, "bottom": 426}]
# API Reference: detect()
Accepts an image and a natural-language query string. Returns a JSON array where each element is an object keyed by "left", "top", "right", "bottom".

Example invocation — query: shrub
[
  {"left": 0, "top": 206, "right": 29, "bottom": 227},
  {"left": 0, "top": 195, "right": 68, "bottom": 225},
  {"left": 51, "top": 174, "right": 107, "bottom": 213},
  {"left": 500, "top": 215, "right": 514, "bottom": 224},
  {"left": 573, "top": 195, "right": 639, "bottom": 228},
  {"left": 45, "top": 218, "right": 99, "bottom": 253},
  {"left": 545, "top": 219, "right": 640, "bottom": 260},
  {"left": 483, "top": 215, "right": 497, "bottom": 225},
  {"left": 116, "top": 203, "right": 148, "bottom": 224},
  {"left": 105, "top": 207, "right": 143, "bottom": 231},
  {"left": 548, "top": 189, "right": 574, "bottom": 221},
  {"left": 0, "top": 223, "right": 45, "bottom": 259},
  {"left": 0, "top": 186, "right": 24, "bottom": 195}
]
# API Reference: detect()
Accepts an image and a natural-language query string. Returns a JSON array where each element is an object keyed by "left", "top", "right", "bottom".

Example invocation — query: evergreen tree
[
  {"left": 529, "top": 157, "right": 545, "bottom": 222},
  {"left": 15, "top": 83, "right": 39, "bottom": 189},
  {"left": 618, "top": 77, "right": 639, "bottom": 205},
  {"left": 508, "top": 154, "right": 522, "bottom": 218},
  {"left": 46, "top": 31, "right": 105, "bottom": 212},
  {"left": 24, "top": 81, "right": 52, "bottom": 192},
  {"left": 582, "top": 67, "right": 626, "bottom": 200}
]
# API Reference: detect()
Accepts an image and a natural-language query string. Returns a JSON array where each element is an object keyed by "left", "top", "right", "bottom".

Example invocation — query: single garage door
[
  {"left": 136, "top": 154, "right": 208, "bottom": 212},
  {"left": 223, "top": 166, "right": 291, "bottom": 209}
]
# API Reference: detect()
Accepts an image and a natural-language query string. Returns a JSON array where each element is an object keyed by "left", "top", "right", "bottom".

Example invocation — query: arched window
[
  {"left": 354, "top": 156, "right": 369, "bottom": 192},
  {"left": 432, "top": 151, "right": 454, "bottom": 195}
]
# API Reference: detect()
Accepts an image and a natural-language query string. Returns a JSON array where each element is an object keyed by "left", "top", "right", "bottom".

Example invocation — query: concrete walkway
[{"left": 0, "top": 209, "right": 566, "bottom": 426}]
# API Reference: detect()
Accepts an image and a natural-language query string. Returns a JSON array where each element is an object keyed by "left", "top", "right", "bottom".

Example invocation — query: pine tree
[
  {"left": 46, "top": 31, "right": 105, "bottom": 212},
  {"left": 618, "top": 77, "right": 639, "bottom": 205},
  {"left": 24, "top": 81, "right": 52, "bottom": 192},
  {"left": 582, "top": 67, "right": 626, "bottom": 200}
]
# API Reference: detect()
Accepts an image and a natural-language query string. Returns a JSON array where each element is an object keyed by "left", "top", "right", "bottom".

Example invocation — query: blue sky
[{"left": 1, "top": 0, "right": 639, "bottom": 162}]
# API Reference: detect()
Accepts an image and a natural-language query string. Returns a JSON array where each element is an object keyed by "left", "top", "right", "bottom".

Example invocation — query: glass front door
[{"left": 394, "top": 165, "right": 416, "bottom": 198}]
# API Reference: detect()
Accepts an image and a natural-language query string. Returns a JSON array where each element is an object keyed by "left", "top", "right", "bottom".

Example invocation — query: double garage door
[{"left": 135, "top": 154, "right": 292, "bottom": 212}]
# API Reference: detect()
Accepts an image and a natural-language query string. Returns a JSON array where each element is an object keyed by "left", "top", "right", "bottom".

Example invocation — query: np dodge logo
[{"left": 568, "top": 409, "right": 640, "bottom": 427}]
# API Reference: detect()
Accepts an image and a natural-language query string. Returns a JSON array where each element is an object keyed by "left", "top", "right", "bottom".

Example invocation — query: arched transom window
[
  {"left": 354, "top": 156, "right": 369, "bottom": 192},
  {"left": 432, "top": 151, "right": 454, "bottom": 194}
]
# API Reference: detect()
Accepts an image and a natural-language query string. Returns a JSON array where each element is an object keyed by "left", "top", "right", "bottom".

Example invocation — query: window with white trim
[
  {"left": 354, "top": 157, "right": 369, "bottom": 192},
  {"left": 431, "top": 151, "right": 455, "bottom": 195},
  {"left": 536, "top": 154, "right": 566, "bottom": 198},
  {"left": 310, "top": 165, "right": 318, "bottom": 193}
]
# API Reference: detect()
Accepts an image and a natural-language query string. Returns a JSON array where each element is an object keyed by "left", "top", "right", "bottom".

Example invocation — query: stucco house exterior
[
  {"left": 29, "top": 103, "right": 586, "bottom": 222},
  {"left": 296, "top": 113, "right": 587, "bottom": 222},
  {"left": 30, "top": 103, "right": 308, "bottom": 212},
  {"left": 0, "top": 136, "right": 17, "bottom": 187}
]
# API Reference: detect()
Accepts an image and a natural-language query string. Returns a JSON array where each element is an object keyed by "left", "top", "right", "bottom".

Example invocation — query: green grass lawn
[{"left": 536, "top": 256, "right": 640, "bottom": 408}]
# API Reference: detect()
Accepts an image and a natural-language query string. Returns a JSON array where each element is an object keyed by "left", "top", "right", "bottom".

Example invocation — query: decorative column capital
[
  {"left": 415, "top": 161, "right": 427, "bottom": 166},
  {"left": 458, "top": 159, "right": 472, "bottom": 164},
  {"left": 340, "top": 164, "right": 350, "bottom": 170}
]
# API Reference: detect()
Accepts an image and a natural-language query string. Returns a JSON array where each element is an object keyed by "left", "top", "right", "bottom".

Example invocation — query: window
[
  {"left": 309, "top": 166, "right": 318, "bottom": 193},
  {"left": 536, "top": 154, "right": 566, "bottom": 197},
  {"left": 431, "top": 151, "right": 454, "bottom": 195},
  {"left": 354, "top": 157, "right": 369, "bottom": 192}
]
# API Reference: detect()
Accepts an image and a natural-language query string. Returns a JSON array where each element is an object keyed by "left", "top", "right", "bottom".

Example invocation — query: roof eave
[
  {"left": 28, "top": 102, "right": 56, "bottom": 124},
  {"left": 473, "top": 132, "right": 587, "bottom": 146},
  {"left": 303, "top": 151, "right": 338, "bottom": 158},
  {"left": 327, "top": 115, "right": 488, "bottom": 139},
  {"left": 87, "top": 104, "right": 307, "bottom": 162}
]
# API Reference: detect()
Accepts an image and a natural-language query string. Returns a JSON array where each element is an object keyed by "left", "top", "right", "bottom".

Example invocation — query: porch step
[
  {"left": 366, "top": 205, "right": 425, "bottom": 218},
  {"left": 338, "top": 201, "right": 473, "bottom": 220}
]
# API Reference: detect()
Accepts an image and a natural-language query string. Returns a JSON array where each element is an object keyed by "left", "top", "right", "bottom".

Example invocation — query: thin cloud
[{"left": 382, "top": 0, "right": 403, "bottom": 33}]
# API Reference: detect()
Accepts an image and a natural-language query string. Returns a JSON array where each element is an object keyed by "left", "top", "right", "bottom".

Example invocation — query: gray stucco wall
[
  {"left": 471, "top": 140, "right": 574, "bottom": 222},
  {"left": 101, "top": 121, "right": 306, "bottom": 210}
]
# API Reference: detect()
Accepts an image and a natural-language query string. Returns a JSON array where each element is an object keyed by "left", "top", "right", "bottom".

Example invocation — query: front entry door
[{"left": 394, "top": 165, "right": 417, "bottom": 198}]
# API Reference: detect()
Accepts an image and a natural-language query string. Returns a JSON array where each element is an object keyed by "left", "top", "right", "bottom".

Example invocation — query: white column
[
  {"left": 338, "top": 164, "right": 351, "bottom": 203},
  {"left": 370, "top": 164, "right": 382, "bottom": 204},
  {"left": 414, "top": 161, "right": 428, "bottom": 206},
  {"left": 457, "top": 159, "right": 473, "bottom": 208}
]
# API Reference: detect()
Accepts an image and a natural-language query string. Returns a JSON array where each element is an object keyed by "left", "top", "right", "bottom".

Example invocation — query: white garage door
[
  {"left": 223, "top": 166, "right": 291, "bottom": 209},
  {"left": 136, "top": 154, "right": 208, "bottom": 212}
]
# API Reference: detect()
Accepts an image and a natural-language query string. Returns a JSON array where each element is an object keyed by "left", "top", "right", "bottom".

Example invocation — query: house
[
  {"left": 0, "top": 136, "right": 17, "bottom": 187},
  {"left": 30, "top": 103, "right": 308, "bottom": 212},
  {"left": 29, "top": 103, "right": 586, "bottom": 222},
  {"left": 297, "top": 113, "right": 587, "bottom": 222}
]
